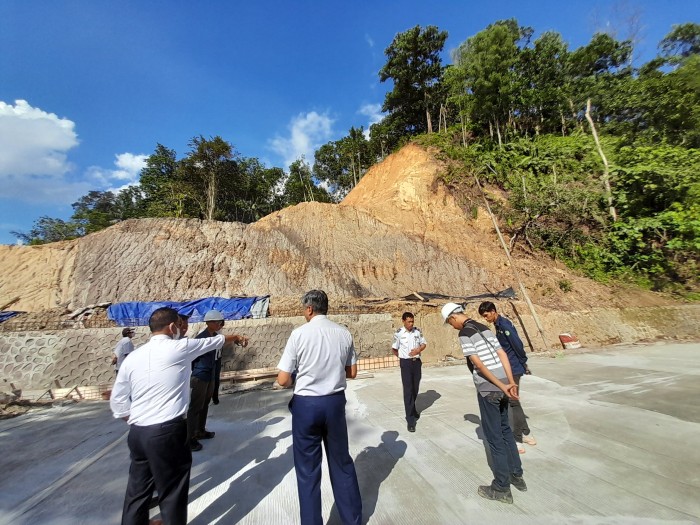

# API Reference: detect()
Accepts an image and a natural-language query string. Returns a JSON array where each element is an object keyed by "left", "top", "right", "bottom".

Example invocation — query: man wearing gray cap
[
  {"left": 442, "top": 302, "right": 526, "bottom": 504},
  {"left": 188, "top": 309, "right": 248, "bottom": 451}
]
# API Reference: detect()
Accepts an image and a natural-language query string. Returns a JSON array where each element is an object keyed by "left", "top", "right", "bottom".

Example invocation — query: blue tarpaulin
[
  {"left": 0, "top": 311, "right": 23, "bottom": 324},
  {"left": 107, "top": 296, "right": 270, "bottom": 326}
]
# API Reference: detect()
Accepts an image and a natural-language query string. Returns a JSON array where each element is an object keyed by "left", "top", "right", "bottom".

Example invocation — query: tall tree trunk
[
  {"left": 495, "top": 118, "right": 503, "bottom": 149},
  {"left": 206, "top": 171, "right": 216, "bottom": 220},
  {"left": 584, "top": 99, "right": 617, "bottom": 222},
  {"left": 426, "top": 108, "right": 433, "bottom": 134}
]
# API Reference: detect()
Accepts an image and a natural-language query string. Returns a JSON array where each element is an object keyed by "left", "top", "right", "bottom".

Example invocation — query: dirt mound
[{"left": 0, "top": 144, "right": 674, "bottom": 315}]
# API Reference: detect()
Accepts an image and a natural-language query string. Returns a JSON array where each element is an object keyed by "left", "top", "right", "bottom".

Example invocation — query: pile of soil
[{"left": 0, "top": 144, "right": 675, "bottom": 322}]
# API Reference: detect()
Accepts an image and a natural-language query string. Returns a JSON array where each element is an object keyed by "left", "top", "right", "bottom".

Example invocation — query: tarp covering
[
  {"left": 0, "top": 311, "right": 23, "bottom": 324},
  {"left": 107, "top": 296, "right": 270, "bottom": 326}
]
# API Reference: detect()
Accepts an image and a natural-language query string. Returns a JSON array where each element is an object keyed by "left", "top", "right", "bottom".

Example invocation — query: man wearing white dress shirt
[{"left": 110, "top": 307, "right": 240, "bottom": 525}]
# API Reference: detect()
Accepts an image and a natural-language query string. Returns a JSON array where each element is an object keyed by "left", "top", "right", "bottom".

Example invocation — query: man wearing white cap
[{"left": 442, "top": 302, "right": 526, "bottom": 504}]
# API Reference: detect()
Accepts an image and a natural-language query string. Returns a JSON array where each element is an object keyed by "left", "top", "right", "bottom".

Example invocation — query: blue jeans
[
  {"left": 477, "top": 391, "right": 523, "bottom": 491},
  {"left": 289, "top": 392, "right": 362, "bottom": 525}
]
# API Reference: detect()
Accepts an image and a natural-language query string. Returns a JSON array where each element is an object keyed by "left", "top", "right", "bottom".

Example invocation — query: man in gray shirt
[{"left": 277, "top": 290, "right": 362, "bottom": 525}]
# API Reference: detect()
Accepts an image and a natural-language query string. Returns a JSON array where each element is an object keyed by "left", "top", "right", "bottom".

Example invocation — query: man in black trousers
[
  {"left": 391, "top": 311, "right": 427, "bottom": 432},
  {"left": 110, "top": 307, "right": 240, "bottom": 525}
]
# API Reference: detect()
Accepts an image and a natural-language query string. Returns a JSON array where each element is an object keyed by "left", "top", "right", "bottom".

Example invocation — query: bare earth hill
[{"left": 0, "top": 144, "right": 673, "bottom": 315}]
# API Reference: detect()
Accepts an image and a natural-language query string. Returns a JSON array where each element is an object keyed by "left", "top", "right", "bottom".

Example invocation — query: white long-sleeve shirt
[{"left": 110, "top": 334, "right": 225, "bottom": 426}]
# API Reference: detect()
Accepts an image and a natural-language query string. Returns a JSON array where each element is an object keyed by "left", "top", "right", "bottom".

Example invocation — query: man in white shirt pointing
[{"left": 110, "top": 307, "right": 241, "bottom": 525}]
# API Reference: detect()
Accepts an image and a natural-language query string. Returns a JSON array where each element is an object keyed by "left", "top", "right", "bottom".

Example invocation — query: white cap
[
  {"left": 203, "top": 309, "right": 225, "bottom": 322},
  {"left": 441, "top": 302, "right": 463, "bottom": 323}
]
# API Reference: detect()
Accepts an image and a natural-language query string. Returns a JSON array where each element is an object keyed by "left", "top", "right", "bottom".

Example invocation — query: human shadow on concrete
[
  {"left": 415, "top": 389, "right": 441, "bottom": 415},
  {"left": 188, "top": 428, "right": 293, "bottom": 525},
  {"left": 464, "top": 413, "right": 501, "bottom": 473},
  {"left": 327, "top": 431, "right": 407, "bottom": 525}
]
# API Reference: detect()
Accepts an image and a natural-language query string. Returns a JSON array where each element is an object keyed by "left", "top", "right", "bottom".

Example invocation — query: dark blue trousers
[
  {"left": 400, "top": 358, "right": 421, "bottom": 426},
  {"left": 122, "top": 417, "right": 191, "bottom": 525},
  {"left": 477, "top": 391, "right": 523, "bottom": 492},
  {"left": 289, "top": 392, "right": 362, "bottom": 525}
]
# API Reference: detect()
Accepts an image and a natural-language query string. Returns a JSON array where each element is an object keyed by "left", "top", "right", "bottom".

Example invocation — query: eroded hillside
[{"left": 0, "top": 144, "right": 673, "bottom": 314}]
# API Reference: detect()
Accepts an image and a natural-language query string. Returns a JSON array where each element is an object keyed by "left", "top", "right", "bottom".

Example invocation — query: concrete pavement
[{"left": 1, "top": 342, "right": 698, "bottom": 524}]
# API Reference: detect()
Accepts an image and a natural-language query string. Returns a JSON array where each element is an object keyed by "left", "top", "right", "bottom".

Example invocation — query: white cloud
[
  {"left": 269, "top": 111, "right": 335, "bottom": 169},
  {"left": 358, "top": 103, "right": 384, "bottom": 138},
  {"left": 365, "top": 34, "right": 375, "bottom": 48},
  {"left": 0, "top": 99, "right": 88, "bottom": 203},
  {"left": 85, "top": 152, "right": 147, "bottom": 193},
  {"left": 0, "top": 100, "right": 149, "bottom": 205}
]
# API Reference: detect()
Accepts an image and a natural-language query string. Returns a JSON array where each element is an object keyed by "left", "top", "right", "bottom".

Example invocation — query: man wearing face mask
[{"left": 110, "top": 307, "right": 241, "bottom": 525}]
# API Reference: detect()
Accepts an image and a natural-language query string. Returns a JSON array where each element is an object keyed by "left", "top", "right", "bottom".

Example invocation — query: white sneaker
[
  {"left": 517, "top": 442, "right": 526, "bottom": 454},
  {"left": 522, "top": 435, "right": 537, "bottom": 446}
]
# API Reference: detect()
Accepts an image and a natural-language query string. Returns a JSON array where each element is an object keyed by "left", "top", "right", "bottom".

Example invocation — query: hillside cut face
[{"left": 0, "top": 144, "right": 672, "bottom": 313}]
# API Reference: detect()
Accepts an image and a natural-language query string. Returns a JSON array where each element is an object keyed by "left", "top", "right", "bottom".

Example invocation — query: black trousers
[
  {"left": 508, "top": 374, "right": 531, "bottom": 441},
  {"left": 187, "top": 376, "right": 211, "bottom": 442},
  {"left": 122, "top": 417, "right": 191, "bottom": 525},
  {"left": 400, "top": 358, "right": 422, "bottom": 426}
]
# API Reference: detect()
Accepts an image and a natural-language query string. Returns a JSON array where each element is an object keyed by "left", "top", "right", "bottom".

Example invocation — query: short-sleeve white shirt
[
  {"left": 277, "top": 315, "right": 357, "bottom": 396},
  {"left": 391, "top": 326, "right": 427, "bottom": 359},
  {"left": 110, "top": 334, "right": 226, "bottom": 425},
  {"left": 113, "top": 336, "right": 134, "bottom": 371}
]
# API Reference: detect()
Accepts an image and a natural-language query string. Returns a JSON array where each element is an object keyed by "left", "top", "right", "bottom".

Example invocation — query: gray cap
[{"left": 203, "top": 309, "right": 225, "bottom": 322}]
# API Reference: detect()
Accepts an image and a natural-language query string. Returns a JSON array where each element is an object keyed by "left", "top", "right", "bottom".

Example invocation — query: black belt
[
  {"left": 401, "top": 357, "right": 420, "bottom": 362},
  {"left": 134, "top": 415, "right": 186, "bottom": 428}
]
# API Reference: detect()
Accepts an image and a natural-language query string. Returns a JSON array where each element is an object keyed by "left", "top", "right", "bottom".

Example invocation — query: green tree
[
  {"left": 451, "top": 19, "right": 532, "bottom": 146},
  {"left": 518, "top": 31, "right": 570, "bottom": 135},
  {"left": 283, "top": 158, "right": 331, "bottom": 206},
  {"left": 314, "top": 126, "right": 376, "bottom": 198},
  {"left": 567, "top": 33, "right": 633, "bottom": 126},
  {"left": 139, "top": 144, "right": 190, "bottom": 217},
  {"left": 660, "top": 22, "right": 700, "bottom": 63},
  {"left": 379, "top": 25, "right": 448, "bottom": 146},
  {"left": 11, "top": 216, "right": 82, "bottom": 244},
  {"left": 179, "top": 136, "right": 238, "bottom": 221}
]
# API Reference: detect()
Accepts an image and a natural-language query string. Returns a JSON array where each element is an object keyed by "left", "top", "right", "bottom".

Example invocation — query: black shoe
[
  {"left": 510, "top": 474, "right": 527, "bottom": 492},
  {"left": 407, "top": 424, "right": 416, "bottom": 433},
  {"left": 212, "top": 397, "right": 219, "bottom": 405},
  {"left": 198, "top": 430, "right": 215, "bottom": 439},
  {"left": 478, "top": 485, "right": 513, "bottom": 504},
  {"left": 190, "top": 439, "right": 203, "bottom": 452}
]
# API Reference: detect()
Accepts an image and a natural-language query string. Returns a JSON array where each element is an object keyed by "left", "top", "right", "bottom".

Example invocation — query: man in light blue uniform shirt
[
  {"left": 277, "top": 290, "right": 362, "bottom": 525},
  {"left": 391, "top": 311, "right": 427, "bottom": 432}
]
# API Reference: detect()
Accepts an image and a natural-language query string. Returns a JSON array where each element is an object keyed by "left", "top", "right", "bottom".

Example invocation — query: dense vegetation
[{"left": 14, "top": 20, "right": 699, "bottom": 294}]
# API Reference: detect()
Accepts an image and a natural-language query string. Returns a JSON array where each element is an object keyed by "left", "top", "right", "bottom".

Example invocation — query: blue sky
[{"left": 1, "top": 0, "right": 698, "bottom": 245}]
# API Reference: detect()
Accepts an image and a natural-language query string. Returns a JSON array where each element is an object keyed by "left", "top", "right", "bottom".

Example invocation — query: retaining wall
[{"left": 2, "top": 305, "right": 699, "bottom": 397}]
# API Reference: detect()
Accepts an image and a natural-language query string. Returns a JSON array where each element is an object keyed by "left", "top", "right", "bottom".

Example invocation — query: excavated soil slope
[{"left": 0, "top": 144, "right": 673, "bottom": 314}]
